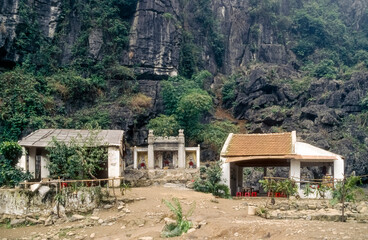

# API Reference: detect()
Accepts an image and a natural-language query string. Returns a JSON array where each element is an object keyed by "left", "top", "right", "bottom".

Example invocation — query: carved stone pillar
[
  {"left": 148, "top": 130, "right": 155, "bottom": 169},
  {"left": 177, "top": 129, "right": 185, "bottom": 169}
]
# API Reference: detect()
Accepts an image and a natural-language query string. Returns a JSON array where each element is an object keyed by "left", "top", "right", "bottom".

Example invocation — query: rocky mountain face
[{"left": 1, "top": 0, "right": 368, "bottom": 175}]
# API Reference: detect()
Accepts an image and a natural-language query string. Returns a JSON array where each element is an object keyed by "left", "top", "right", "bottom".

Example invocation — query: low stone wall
[
  {"left": 124, "top": 169, "right": 199, "bottom": 187},
  {"left": 0, "top": 187, "right": 100, "bottom": 218},
  {"left": 236, "top": 198, "right": 368, "bottom": 222}
]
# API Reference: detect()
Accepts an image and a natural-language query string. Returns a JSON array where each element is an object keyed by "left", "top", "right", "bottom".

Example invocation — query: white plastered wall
[
  {"left": 108, "top": 147, "right": 121, "bottom": 187},
  {"left": 334, "top": 156, "right": 344, "bottom": 181},
  {"left": 220, "top": 133, "right": 233, "bottom": 189},
  {"left": 196, "top": 145, "right": 200, "bottom": 169},
  {"left": 133, "top": 146, "right": 138, "bottom": 169},
  {"left": 290, "top": 159, "right": 301, "bottom": 188},
  {"left": 28, "top": 148, "right": 36, "bottom": 177},
  {"left": 18, "top": 147, "right": 27, "bottom": 171},
  {"left": 221, "top": 158, "right": 231, "bottom": 190},
  {"left": 40, "top": 150, "right": 49, "bottom": 179}
]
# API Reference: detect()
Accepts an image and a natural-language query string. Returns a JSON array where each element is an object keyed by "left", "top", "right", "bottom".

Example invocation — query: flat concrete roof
[{"left": 18, "top": 129, "right": 124, "bottom": 147}]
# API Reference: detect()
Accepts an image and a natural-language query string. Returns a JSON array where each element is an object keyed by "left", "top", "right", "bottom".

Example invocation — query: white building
[
  {"left": 220, "top": 131, "right": 344, "bottom": 197},
  {"left": 133, "top": 130, "right": 200, "bottom": 169},
  {"left": 18, "top": 129, "right": 124, "bottom": 186}
]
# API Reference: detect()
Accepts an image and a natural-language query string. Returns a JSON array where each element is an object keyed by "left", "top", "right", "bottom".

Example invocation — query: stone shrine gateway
[{"left": 133, "top": 130, "right": 200, "bottom": 170}]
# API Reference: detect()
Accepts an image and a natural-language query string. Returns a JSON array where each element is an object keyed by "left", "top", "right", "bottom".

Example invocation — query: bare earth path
[{"left": 1, "top": 185, "right": 368, "bottom": 240}]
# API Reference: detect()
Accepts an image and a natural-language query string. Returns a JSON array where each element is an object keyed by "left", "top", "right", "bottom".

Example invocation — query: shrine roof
[
  {"left": 19, "top": 129, "right": 124, "bottom": 147},
  {"left": 223, "top": 132, "right": 292, "bottom": 157}
]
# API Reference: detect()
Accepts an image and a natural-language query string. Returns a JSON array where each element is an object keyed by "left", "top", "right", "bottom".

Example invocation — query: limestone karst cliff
[{"left": 1, "top": 0, "right": 368, "bottom": 175}]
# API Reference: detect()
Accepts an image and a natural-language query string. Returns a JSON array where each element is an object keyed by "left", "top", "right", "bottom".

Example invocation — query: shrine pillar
[
  {"left": 178, "top": 129, "right": 185, "bottom": 169},
  {"left": 148, "top": 130, "right": 154, "bottom": 169}
]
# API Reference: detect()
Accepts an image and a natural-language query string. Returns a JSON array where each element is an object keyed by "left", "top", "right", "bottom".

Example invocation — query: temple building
[
  {"left": 220, "top": 131, "right": 344, "bottom": 197},
  {"left": 17, "top": 129, "right": 124, "bottom": 186},
  {"left": 133, "top": 130, "right": 200, "bottom": 169}
]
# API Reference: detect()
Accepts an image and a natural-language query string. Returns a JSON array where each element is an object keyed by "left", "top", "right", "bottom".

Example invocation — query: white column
[
  {"left": 334, "top": 157, "right": 344, "bottom": 181},
  {"left": 28, "top": 148, "right": 36, "bottom": 177},
  {"left": 40, "top": 151, "right": 50, "bottom": 179},
  {"left": 173, "top": 152, "right": 178, "bottom": 168},
  {"left": 108, "top": 147, "right": 121, "bottom": 187},
  {"left": 290, "top": 159, "right": 301, "bottom": 189},
  {"left": 178, "top": 130, "right": 185, "bottom": 169},
  {"left": 148, "top": 130, "right": 154, "bottom": 169},
  {"left": 327, "top": 165, "right": 332, "bottom": 175},
  {"left": 221, "top": 158, "right": 230, "bottom": 190},
  {"left": 158, "top": 152, "right": 163, "bottom": 168},
  {"left": 18, "top": 147, "right": 27, "bottom": 171},
  {"left": 291, "top": 131, "right": 297, "bottom": 153},
  {"left": 133, "top": 146, "right": 138, "bottom": 169},
  {"left": 196, "top": 145, "right": 200, "bottom": 169}
]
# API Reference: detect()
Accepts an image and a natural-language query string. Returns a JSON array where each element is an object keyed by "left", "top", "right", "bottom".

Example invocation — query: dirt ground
[{"left": 1, "top": 185, "right": 368, "bottom": 240}]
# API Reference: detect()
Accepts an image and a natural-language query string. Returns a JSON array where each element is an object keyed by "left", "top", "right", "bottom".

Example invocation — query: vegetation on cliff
[{"left": 1, "top": 0, "right": 368, "bottom": 167}]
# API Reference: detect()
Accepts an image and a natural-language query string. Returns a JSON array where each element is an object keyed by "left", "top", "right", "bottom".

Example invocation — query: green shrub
[
  {"left": 0, "top": 142, "right": 23, "bottom": 167},
  {"left": 194, "top": 161, "right": 230, "bottom": 198},
  {"left": 201, "top": 120, "right": 239, "bottom": 155},
  {"left": 222, "top": 76, "right": 237, "bottom": 109},
  {"left": 259, "top": 178, "right": 277, "bottom": 204},
  {"left": 331, "top": 176, "right": 363, "bottom": 205},
  {"left": 0, "top": 142, "right": 32, "bottom": 187},
  {"left": 176, "top": 89, "right": 213, "bottom": 139},
  {"left": 276, "top": 179, "right": 298, "bottom": 198},
  {"left": 0, "top": 68, "right": 48, "bottom": 141},
  {"left": 331, "top": 176, "right": 363, "bottom": 222},
  {"left": 163, "top": 13, "right": 174, "bottom": 20},
  {"left": 161, "top": 198, "right": 195, "bottom": 237},
  {"left": 48, "top": 70, "right": 105, "bottom": 104},
  {"left": 179, "top": 32, "right": 199, "bottom": 79},
  {"left": 192, "top": 70, "right": 212, "bottom": 89},
  {"left": 312, "top": 59, "right": 337, "bottom": 79},
  {"left": 160, "top": 74, "right": 214, "bottom": 141},
  {"left": 147, "top": 115, "right": 180, "bottom": 137},
  {"left": 0, "top": 158, "right": 32, "bottom": 187},
  {"left": 303, "top": 183, "right": 315, "bottom": 198}
]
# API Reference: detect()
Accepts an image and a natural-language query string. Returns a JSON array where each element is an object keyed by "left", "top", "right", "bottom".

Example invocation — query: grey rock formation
[
  {"left": 0, "top": 0, "right": 20, "bottom": 66},
  {"left": 0, "top": 0, "right": 61, "bottom": 65},
  {"left": 126, "top": 0, "right": 181, "bottom": 78}
]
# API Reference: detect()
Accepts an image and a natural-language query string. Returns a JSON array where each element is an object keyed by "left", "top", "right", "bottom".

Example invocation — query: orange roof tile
[{"left": 224, "top": 132, "right": 292, "bottom": 157}]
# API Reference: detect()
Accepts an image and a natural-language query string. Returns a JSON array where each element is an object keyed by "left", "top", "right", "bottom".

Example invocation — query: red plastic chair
[
  {"left": 236, "top": 192, "right": 242, "bottom": 197},
  {"left": 275, "top": 192, "right": 281, "bottom": 198},
  {"left": 244, "top": 192, "right": 250, "bottom": 197},
  {"left": 251, "top": 192, "right": 257, "bottom": 197}
]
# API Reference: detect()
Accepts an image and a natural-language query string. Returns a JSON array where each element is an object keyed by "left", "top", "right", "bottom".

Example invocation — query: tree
[
  {"left": 331, "top": 176, "right": 363, "bottom": 222},
  {"left": 201, "top": 120, "right": 239, "bottom": 155},
  {"left": 276, "top": 179, "right": 298, "bottom": 198},
  {"left": 0, "top": 142, "right": 31, "bottom": 187},
  {"left": 176, "top": 89, "right": 213, "bottom": 139},
  {"left": 193, "top": 161, "right": 230, "bottom": 198},
  {"left": 147, "top": 114, "right": 180, "bottom": 136},
  {"left": 47, "top": 129, "right": 108, "bottom": 180},
  {"left": 0, "top": 141, "right": 23, "bottom": 167},
  {"left": 259, "top": 178, "right": 278, "bottom": 205},
  {"left": 0, "top": 68, "right": 47, "bottom": 141}
]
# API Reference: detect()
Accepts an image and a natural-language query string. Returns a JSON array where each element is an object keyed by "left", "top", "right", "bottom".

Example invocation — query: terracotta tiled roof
[{"left": 224, "top": 132, "right": 292, "bottom": 157}]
